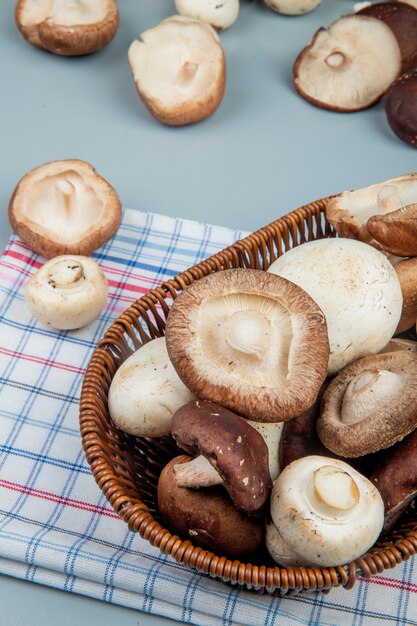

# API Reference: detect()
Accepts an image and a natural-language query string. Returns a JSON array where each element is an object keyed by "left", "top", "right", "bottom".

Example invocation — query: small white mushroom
[
  {"left": 268, "top": 238, "right": 403, "bottom": 375},
  {"left": 264, "top": 0, "right": 321, "bottom": 16},
  {"left": 108, "top": 337, "right": 195, "bottom": 438},
  {"left": 24, "top": 255, "right": 108, "bottom": 330},
  {"left": 175, "top": 0, "right": 239, "bottom": 30},
  {"left": 267, "top": 456, "right": 384, "bottom": 567}
]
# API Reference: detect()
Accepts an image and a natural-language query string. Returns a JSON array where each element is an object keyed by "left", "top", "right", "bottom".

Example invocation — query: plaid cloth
[{"left": 0, "top": 208, "right": 416, "bottom": 626}]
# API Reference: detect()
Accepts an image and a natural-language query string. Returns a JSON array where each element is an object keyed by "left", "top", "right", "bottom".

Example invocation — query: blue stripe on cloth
[{"left": 0, "top": 208, "right": 416, "bottom": 626}]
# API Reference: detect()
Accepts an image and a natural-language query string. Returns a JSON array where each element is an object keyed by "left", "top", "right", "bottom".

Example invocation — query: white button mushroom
[
  {"left": 108, "top": 337, "right": 195, "bottom": 438},
  {"left": 266, "top": 456, "right": 384, "bottom": 567},
  {"left": 175, "top": 0, "right": 239, "bottom": 31},
  {"left": 268, "top": 238, "right": 403, "bottom": 375},
  {"left": 24, "top": 255, "right": 108, "bottom": 330}
]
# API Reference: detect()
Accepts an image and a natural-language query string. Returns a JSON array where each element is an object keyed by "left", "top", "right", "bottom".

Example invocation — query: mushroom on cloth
[
  {"left": 266, "top": 456, "right": 384, "bottom": 567},
  {"left": 326, "top": 173, "right": 417, "bottom": 255},
  {"left": 15, "top": 0, "right": 119, "bottom": 55},
  {"left": 171, "top": 400, "right": 271, "bottom": 513},
  {"left": 293, "top": 15, "right": 401, "bottom": 111},
  {"left": 108, "top": 337, "right": 195, "bottom": 438},
  {"left": 128, "top": 16, "right": 226, "bottom": 126},
  {"left": 317, "top": 351, "right": 417, "bottom": 457},
  {"left": 175, "top": 0, "right": 239, "bottom": 30},
  {"left": 371, "top": 428, "right": 417, "bottom": 530},
  {"left": 165, "top": 268, "right": 329, "bottom": 422},
  {"left": 25, "top": 255, "right": 108, "bottom": 330},
  {"left": 268, "top": 238, "right": 402, "bottom": 375},
  {"left": 157, "top": 455, "right": 264, "bottom": 559},
  {"left": 9, "top": 160, "right": 121, "bottom": 259}
]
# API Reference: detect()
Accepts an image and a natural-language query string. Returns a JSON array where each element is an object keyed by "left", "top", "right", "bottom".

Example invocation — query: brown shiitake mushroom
[
  {"left": 367, "top": 203, "right": 417, "bottom": 257},
  {"left": 165, "top": 268, "right": 330, "bottom": 422},
  {"left": 394, "top": 257, "right": 417, "bottom": 333},
  {"left": 9, "top": 160, "right": 122, "bottom": 259},
  {"left": 358, "top": 2, "right": 417, "bottom": 72},
  {"left": 128, "top": 16, "right": 226, "bottom": 126},
  {"left": 385, "top": 70, "right": 417, "bottom": 148},
  {"left": 293, "top": 15, "right": 401, "bottom": 112},
  {"left": 15, "top": 0, "right": 119, "bottom": 56},
  {"left": 326, "top": 173, "right": 417, "bottom": 253},
  {"left": 317, "top": 351, "right": 417, "bottom": 457},
  {"left": 371, "top": 428, "right": 417, "bottom": 530},
  {"left": 171, "top": 401, "right": 271, "bottom": 513},
  {"left": 157, "top": 455, "right": 264, "bottom": 559},
  {"left": 381, "top": 338, "right": 417, "bottom": 354}
]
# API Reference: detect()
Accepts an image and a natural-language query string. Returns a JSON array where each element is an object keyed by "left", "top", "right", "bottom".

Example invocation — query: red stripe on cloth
[
  {"left": 0, "top": 347, "right": 86, "bottom": 375},
  {"left": 0, "top": 479, "right": 121, "bottom": 520},
  {"left": 359, "top": 574, "right": 417, "bottom": 593}
]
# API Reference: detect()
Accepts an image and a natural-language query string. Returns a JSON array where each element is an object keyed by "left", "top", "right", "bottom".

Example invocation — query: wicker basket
[{"left": 79, "top": 198, "right": 417, "bottom": 596}]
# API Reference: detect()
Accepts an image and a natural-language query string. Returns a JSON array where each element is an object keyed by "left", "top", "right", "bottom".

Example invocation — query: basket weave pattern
[{"left": 79, "top": 199, "right": 417, "bottom": 595}]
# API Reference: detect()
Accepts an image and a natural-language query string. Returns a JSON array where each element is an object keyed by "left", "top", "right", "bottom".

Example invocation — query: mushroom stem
[
  {"left": 325, "top": 52, "right": 346, "bottom": 68},
  {"left": 176, "top": 61, "right": 199, "bottom": 86},
  {"left": 224, "top": 310, "right": 271, "bottom": 358},
  {"left": 312, "top": 466, "right": 360, "bottom": 512},
  {"left": 341, "top": 369, "right": 404, "bottom": 425},
  {"left": 173, "top": 454, "right": 224, "bottom": 488},
  {"left": 47, "top": 258, "right": 85, "bottom": 289},
  {"left": 376, "top": 185, "right": 400, "bottom": 214}
]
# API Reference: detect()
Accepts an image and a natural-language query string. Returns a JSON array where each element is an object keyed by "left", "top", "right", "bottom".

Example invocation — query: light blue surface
[{"left": 1, "top": 0, "right": 416, "bottom": 624}]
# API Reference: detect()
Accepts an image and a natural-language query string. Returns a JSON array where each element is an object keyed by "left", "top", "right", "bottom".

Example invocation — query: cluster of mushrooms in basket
[
  {"left": 13, "top": 0, "right": 417, "bottom": 146},
  {"left": 104, "top": 173, "right": 417, "bottom": 568}
]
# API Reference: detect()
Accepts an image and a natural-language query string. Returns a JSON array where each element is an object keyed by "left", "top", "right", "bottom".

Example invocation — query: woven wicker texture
[{"left": 79, "top": 199, "right": 417, "bottom": 595}]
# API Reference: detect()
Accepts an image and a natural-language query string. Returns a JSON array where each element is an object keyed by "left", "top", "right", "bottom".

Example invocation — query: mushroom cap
[
  {"left": 293, "top": 15, "right": 401, "bottom": 112},
  {"left": 394, "top": 255, "right": 417, "bottom": 334},
  {"left": 380, "top": 337, "right": 417, "bottom": 354},
  {"left": 268, "top": 238, "right": 403, "bottom": 375},
  {"left": 158, "top": 455, "right": 264, "bottom": 559},
  {"left": 326, "top": 173, "right": 417, "bottom": 249},
  {"left": 269, "top": 456, "right": 384, "bottom": 567},
  {"left": 108, "top": 337, "right": 195, "bottom": 438},
  {"left": 171, "top": 400, "right": 271, "bottom": 512},
  {"left": 128, "top": 16, "right": 226, "bottom": 126},
  {"left": 247, "top": 420, "right": 284, "bottom": 482},
  {"left": 165, "top": 268, "right": 329, "bottom": 422},
  {"left": 175, "top": 0, "right": 239, "bottom": 30},
  {"left": 371, "top": 428, "right": 417, "bottom": 530},
  {"left": 9, "top": 159, "right": 122, "bottom": 259},
  {"left": 24, "top": 255, "right": 108, "bottom": 330},
  {"left": 264, "top": 0, "right": 321, "bottom": 16},
  {"left": 367, "top": 203, "right": 417, "bottom": 257},
  {"left": 358, "top": 2, "right": 417, "bottom": 72},
  {"left": 385, "top": 70, "right": 417, "bottom": 149},
  {"left": 317, "top": 351, "right": 417, "bottom": 457},
  {"left": 15, "top": 0, "right": 119, "bottom": 55}
]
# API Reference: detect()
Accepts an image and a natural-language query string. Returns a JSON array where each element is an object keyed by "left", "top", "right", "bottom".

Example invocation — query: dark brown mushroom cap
[
  {"left": 157, "top": 455, "right": 264, "bottom": 559},
  {"left": 358, "top": 2, "right": 417, "bottom": 72},
  {"left": 317, "top": 351, "right": 417, "bottom": 457},
  {"left": 15, "top": 0, "right": 119, "bottom": 56},
  {"left": 165, "top": 268, "right": 329, "bottom": 422},
  {"left": 367, "top": 203, "right": 417, "bottom": 257},
  {"left": 385, "top": 70, "right": 417, "bottom": 148},
  {"left": 371, "top": 428, "right": 417, "bottom": 530},
  {"left": 171, "top": 401, "right": 271, "bottom": 513},
  {"left": 279, "top": 381, "right": 330, "bottom": 471}
]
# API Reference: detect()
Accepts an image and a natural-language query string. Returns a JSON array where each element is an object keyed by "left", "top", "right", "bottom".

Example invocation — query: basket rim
[{"left": 79, "top": 197, "right": 417, "bottom": 596}]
